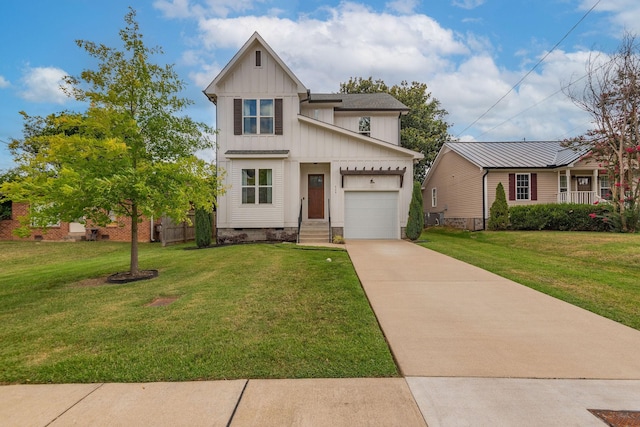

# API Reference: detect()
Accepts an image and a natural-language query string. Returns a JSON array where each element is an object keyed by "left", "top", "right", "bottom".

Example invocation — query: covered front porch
[{"left": 557, "top": 168, "right": 608, "bottom": 205}]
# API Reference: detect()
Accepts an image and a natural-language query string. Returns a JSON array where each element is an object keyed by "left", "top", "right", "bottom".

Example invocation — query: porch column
[
  {"left": 566, "top": 169, "right": 571, "bottom": 203},
  {"left": 593, "top": 169, "right": 599, "bottom": 201}
]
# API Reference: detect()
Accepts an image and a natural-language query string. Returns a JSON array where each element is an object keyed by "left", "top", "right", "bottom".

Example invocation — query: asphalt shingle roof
[
  {"left": 446, "top": 141, "right": 588, "bottom": 168},
  {"left": 309, "top": 93, "right": 409, "bottom": 111}
]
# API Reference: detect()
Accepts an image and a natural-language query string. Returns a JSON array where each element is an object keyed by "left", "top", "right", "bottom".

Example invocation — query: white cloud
[
  {"left": 0, "top": 76, "right": 9, "bottom": 88},
  {"left": 579, "top": 0, "right": 640, "bottom": 35},
  {"left": 196, "top": 2, "right": 467, "bottom": 91},
  {"left": 452, "top": 0, "right": 485, "bottom": 10},
  {"left": 19, "top": 67, "right": 71, "bottom": 104}
]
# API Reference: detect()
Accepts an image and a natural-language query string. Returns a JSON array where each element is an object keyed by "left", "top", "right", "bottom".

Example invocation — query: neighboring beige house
[
  {"left": 423, "top": 141, "right": 607, "bottom": 230},
  {"left": 204, "top": 32, "right": 423, "bottom": 243}
]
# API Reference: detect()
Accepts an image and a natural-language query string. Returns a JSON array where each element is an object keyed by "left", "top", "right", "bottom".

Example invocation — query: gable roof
[
  {"left": 298, "top": 115, "right": 423, "bottom": 160},
  {"left": 203, "top": 32, "right": 307, "bottom": 102},
  {"left": 308, "top": 93, "right": 409, "bottom": 112},
  {"left": 445, "top": 141, "right": 588, "bottom": 169}
]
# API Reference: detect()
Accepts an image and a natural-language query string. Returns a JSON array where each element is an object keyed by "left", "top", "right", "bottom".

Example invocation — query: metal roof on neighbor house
[
  {"left": 446, "top": 141, "right": 589, "bottom": 169},
  {"left": 308, "top": 93, "right": 409, "bottom": 111}
]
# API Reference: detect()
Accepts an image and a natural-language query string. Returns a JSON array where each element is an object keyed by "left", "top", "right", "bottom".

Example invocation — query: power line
[{"left": 455, "top": 0, "right": 601, "bottom": 139}]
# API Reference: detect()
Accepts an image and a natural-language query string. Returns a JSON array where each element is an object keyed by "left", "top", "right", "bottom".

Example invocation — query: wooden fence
[{"left": 160, "top": 211, "right": 216, "bottom": 246}]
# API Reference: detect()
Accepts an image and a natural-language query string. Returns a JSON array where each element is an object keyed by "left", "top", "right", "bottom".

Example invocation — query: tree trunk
[{"left": 130, "top": 203, "right": 139, "bottom": 275}]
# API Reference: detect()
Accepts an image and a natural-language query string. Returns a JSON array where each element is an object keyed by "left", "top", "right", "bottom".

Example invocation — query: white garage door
[{"left": 344, "top": 191, "right": 399, "bottom": 239}]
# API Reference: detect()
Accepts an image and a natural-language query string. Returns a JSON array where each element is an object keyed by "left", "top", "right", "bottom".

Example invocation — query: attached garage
[{"left": 344, "top": 191, "right": 399, "bottom": 239}]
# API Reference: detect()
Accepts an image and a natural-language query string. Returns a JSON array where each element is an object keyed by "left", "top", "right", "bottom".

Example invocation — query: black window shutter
[
  {"left": 531, "top": 173, "right": 537, "bottom": 200},
  {"left": 234, "top": 99, "right": 242, "bottom": 135},
  {"left": 275, "top": 98, "right": 283, "bottom": 135},
  {"left": 508, "top": 174, "right": 515, "bottom": 201}
]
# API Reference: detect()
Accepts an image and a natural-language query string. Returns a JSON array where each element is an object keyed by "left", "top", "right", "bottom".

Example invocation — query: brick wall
[{"left": 0, "top": 202, "right": 157, "bottom": 242}]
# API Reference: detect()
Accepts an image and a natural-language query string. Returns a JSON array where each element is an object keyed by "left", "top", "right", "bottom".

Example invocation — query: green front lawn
[
  {"left": 0, "top": 241, "right": 397, "bottom": 384},
  {"left": 419, "top": 228, "right": 640, "bottom": 330}
]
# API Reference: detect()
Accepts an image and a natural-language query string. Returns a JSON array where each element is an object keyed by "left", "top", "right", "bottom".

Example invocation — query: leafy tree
[
  {"left": 405, "top": 181, "right": 425, "bottom": 240},
  {"left": 0, "top": 169, "right": 19, "bottom": 220},
  {"left": 1, "top": 8, "right": 222, "bottom": 276},
  {"left": 340, "top": 77, "right": 451, "bottom": 182},
  {"left": 488, "top": 182, "right": 509, "bottom": 230},
  {"left": 195, "top": 206, "right": 213, "bottom": 248},
  {"left": 564, "top": 33, "right": 640, "bottom": 232}
]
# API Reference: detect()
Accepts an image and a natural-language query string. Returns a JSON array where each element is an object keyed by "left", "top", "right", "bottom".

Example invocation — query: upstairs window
[
  {"left": 431, "top": 188, "right": 437, "bottom": 207},
  {"left": 359, "top": 116, "right": 370, "bottom": 136},
  {"left": 242, "top": 169, "right": 273, "bottom": 204},
  {"left": 243, "top": 99, "right": 274, "bottom": 134},
  {"left": 255, "top": 50, "right": 262, "bottom": 67},
  {"left": 235, "top": 98, "right": 282, "bottom": 135}
]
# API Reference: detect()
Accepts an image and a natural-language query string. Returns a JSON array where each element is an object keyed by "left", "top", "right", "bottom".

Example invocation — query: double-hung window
[
  {"left": 559, "top": 175, "right": 568, "bottom": 193},
  {"left": 242, "top": 169, "right": 272, "bottom": 204},
  {"left": 243, "top": 99, "right": 274, "bottom": 134},
  {"left": 431, "top": 188, "right": 437, "bottom": 207},
  {"left": 516, "top": 173, "right": 530, "bottom": 200}
]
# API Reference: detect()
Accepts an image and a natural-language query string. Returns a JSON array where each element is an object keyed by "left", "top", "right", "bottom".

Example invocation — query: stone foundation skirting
[
  {"left": 217, "top": 227, "right": 298, "bottom": 245},
  {"left": 443, "top": 217, "right": 484, "bottom": 231}
]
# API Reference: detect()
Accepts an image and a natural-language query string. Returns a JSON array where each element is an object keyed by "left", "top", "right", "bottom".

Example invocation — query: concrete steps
[{"left": 298, "top": 222, "right": 330, "bottom": 244}]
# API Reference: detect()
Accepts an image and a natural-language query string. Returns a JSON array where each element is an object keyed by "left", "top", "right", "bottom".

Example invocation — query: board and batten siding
[
  {"left": 333, "top": 113, "right": 401, "bottom": 146},
  {"left": 424, "top": 148, "right": 484, "bottom": 219}
]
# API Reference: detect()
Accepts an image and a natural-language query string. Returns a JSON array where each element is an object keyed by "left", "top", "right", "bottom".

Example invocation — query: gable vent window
[
  {"left": 359, "top": 116, "right": 370, "bottom": 136},
  {"left": 255, "top": 50, "right": 262, "bottom": 67}
]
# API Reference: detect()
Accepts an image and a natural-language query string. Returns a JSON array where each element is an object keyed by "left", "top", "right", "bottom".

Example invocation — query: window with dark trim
[
  {"left": 509, "top": 173, "right": 537, "bottom": 201},
  {"left": 255, "top": 50, "right": 262, "bottom": 67},
  {"left": 235, "top": 98, "right": 282, "bottom": 135}
]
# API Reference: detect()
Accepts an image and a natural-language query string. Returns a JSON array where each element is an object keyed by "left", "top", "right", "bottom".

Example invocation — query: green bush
[
  {"left": 406, "top": 181, "right": 424, "bottom": 240},
  {"left": 509, "top": 203, "right": 612, "bottom": 231},
  {"left": 195, "top": 207, "right": 213, "bottom": 248},
  {"left": 488, "top": 182, "right": 509, "bottom": 230}
]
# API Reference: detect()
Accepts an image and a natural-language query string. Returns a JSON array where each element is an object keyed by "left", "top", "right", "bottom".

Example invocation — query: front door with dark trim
[{"left": 308, "top": 174, "right": 324, "bottom": 219}]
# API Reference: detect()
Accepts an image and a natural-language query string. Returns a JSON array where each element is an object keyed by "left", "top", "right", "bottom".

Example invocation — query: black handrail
[
  {"left": 327, "top": 198, "right": 331, "bottom": 243},
  {"left": 297, "top": 198, "right": 303, "bottom": 243}
]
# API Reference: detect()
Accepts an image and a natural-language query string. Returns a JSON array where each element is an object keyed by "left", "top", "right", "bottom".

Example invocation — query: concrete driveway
[
  {"left": 346, "top": 239, "right": 640, "bottom": 426},
  {"left": 346, "top": 239, "right": 640, "bottom": 379}
]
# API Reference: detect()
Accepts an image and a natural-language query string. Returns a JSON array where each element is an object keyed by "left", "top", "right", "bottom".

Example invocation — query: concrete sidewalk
[{"left": 0, "top": 379, "right": 426, "bottom": 426}]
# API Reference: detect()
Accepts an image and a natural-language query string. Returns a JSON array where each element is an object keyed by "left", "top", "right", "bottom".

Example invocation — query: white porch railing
[{"left": 558, "top": 191, "right": 602, "bottom": 204}]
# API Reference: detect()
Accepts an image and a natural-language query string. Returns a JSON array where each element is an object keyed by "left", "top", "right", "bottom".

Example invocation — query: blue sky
[{"left": 1, "top": 0, "right": 637, "bottom": 171}]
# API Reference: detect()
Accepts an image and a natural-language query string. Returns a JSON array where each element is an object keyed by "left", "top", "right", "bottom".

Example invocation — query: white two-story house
[{"left": 204, "top": 32, "right": 423, "bottom": 243}]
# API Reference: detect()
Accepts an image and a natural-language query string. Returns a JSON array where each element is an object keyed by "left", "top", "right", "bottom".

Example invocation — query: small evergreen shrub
[
  {"left": 406, "top": 181, "right": 424, "bottom": 240},
  {"left": 488, "top": 182, "right": 509, "bottom": 230},
  {"left": 195, "top": 207, "right": 213, "bottom": 248}
]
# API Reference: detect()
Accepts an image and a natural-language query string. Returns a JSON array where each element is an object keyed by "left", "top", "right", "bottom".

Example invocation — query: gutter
[{"left": 482, "top": 169, "right": 489, "bottom": 230}]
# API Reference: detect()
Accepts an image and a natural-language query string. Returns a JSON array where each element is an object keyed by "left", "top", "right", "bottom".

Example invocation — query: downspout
[{"left": 482, "top": 169, "right": 489, "bottom": 230}]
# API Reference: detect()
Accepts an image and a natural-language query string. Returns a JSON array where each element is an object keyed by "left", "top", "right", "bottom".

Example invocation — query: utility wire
[{"left": 455, "top": 0, "right": 601, "bottom": 139}]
